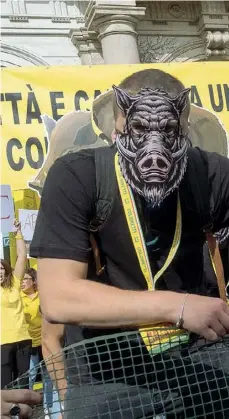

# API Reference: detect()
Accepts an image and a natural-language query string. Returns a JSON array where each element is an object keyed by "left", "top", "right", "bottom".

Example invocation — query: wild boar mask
[{"left": 113, "top": 85, "right": 191, "bottom": 207}]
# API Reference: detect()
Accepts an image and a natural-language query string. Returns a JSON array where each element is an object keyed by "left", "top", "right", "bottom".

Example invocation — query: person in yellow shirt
[
  {"left": 21, "top": 271, "right": 61, "bottom": 417},
  {"left": 1, "top": 220, "right": 31, "bottom": 389},
  {"left": 21, "top": 268, "right": 42, "bottom": 389}
]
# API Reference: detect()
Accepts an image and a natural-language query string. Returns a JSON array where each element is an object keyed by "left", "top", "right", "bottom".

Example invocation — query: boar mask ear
[
  {"left": 41, "top": 114, "right": 56, "bottom": 142},
  {"left": 174, "top": 88, "right": 191, "bottom": 114},
  {"left": 112, "top": 85, "right": 133, "bottom": 115}
]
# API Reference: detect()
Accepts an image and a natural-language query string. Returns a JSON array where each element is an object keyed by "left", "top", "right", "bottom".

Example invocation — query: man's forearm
[{"left": 40, "top": 278, "right": 183, "bottom": 327}]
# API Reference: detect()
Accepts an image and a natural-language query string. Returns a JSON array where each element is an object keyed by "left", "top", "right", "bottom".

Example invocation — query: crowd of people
[
  {"left": 1, "top": 68, "right": 229, "bottom": 418},
  {"left": 0, "top": 221, "right": 63, "bottom": 418}
]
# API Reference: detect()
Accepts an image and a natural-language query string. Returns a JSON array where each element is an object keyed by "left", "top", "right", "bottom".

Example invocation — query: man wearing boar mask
[{"left": 31, "top": 69, "right": 229, "bottom": 418}]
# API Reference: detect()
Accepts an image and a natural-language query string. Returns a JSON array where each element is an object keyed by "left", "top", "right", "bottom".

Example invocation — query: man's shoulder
[
  {"left": 188, "top": 147, "right": 229, "bottom": 173},
  {"left": 57, "top": 148, "right": 96, "bottom": 166},
  {"left": 51, "top": 149, "right": 97, "bottom": 187},
  {"left": 200, "top": 149, "right": 228, "bottom": 162},
  {"left": 56, "top": 146, "right": 113, "bottom": 170},
  {"left": 53, "top": 146, "right": 115, "bottom": 186},
  {"left": 182, "top": 148, "right": 229, "bottom": 214},
  {"left": 42, "top": 146, "right": 115, "bottom": 207},
  {"left": 200, "top": 149, "right": 229, "bottom": 178}
]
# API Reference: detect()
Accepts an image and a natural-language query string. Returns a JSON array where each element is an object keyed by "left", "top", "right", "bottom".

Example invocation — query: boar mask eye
[
  {"left": 131, "top": 122, "right": 145, "bottom": 133},
  {"left": 159, "top": 119, "right": 178, "bottom": 131},
  {"left": 164, "top": 120, "right": 178, "bottom": 133},
  {"left": 168, "top": 120, "right": 178, "bottom": 128}
]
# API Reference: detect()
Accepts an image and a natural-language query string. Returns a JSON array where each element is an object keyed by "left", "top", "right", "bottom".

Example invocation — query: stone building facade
[{"left": 1, "top": 0, "right": 229, "bottom": 67}]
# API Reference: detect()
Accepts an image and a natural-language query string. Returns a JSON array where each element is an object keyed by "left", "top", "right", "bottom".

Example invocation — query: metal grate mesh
[{"left": 6, "top": 328, "right": 229, "bottom": 418}]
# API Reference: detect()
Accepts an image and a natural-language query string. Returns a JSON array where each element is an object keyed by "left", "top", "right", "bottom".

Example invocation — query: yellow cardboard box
[{"left": 11, "top": 189, "right": 40, "bottom": 270}]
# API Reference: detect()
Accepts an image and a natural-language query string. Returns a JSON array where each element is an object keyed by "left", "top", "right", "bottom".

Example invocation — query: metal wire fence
[{"left": 6, "top": 328, "right": 229, "bottom": 418}]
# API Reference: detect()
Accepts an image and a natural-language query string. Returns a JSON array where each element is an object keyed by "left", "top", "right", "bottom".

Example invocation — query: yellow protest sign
[{"left": 1, "top": 62, "right": 229, "bottom": 191}]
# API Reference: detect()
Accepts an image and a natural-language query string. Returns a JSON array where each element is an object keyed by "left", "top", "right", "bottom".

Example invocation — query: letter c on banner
[
  {"left": 26, "top": 137, "right": 44, "bottom": 169},
  {"left": 74, "top": 90, "right": 89, "bottom": 111},
  {"left": 6, "top": 138, "right": 24, "bottom": 171}
]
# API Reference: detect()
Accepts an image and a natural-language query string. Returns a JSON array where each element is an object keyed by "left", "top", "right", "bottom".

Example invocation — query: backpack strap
[
  {"left": 187, "top": 147, "right": 213, "bottom": 233},
  {"left": 89, "top": 145, "right": 116, "bottom": 275},
  {"left": 187, "top": 147, "right": 227, "bottom": 301},
  {"left": 90, "top": 145, "right": 116, "bottom": 230},
  {"left": 205, "top": 232, "right": 227, "bottom": 301}
]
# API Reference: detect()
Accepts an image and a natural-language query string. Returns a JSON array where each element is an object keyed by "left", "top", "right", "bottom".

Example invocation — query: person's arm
[
  {"left": 13, "top": 219, "right": 27, "bottom": 280},
  {"left": 31, "top": 156, "right": 229, "bottom": 342},
  {"left": 42, "top": 318, "right": 66, "bottom": 400},
  {"left": 38, "top": 257, "right": 229, "bottom": 341}
]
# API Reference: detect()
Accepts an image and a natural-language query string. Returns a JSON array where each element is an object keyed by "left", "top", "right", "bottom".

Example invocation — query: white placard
[
  {"left": 18, "top": 209, "right": 38, "bottom": 241},
  {"left": 0, "top": 185, "right": 15, "bottom": 234}
]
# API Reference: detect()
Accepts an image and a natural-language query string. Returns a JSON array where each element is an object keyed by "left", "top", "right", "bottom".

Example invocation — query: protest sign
[
  {"left": 0, "top": 185, "right": 15, "bottom": 234},
  {"left": 1, "top": 62, "right": 228, "bottom": 190},
  {"left": 18, "top": 209, "right": 38, "bottom": 241},
  {"left": 18, "top": 208, "right": 38, "bottom": 258}
]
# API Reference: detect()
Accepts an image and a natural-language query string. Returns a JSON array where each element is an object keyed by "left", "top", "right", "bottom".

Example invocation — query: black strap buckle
[
  {"left": 203, "top": 222, "right": 213, "bottom": 234},
  {"left": 89, "top": 219, "right": 103, "bottom": 233}
]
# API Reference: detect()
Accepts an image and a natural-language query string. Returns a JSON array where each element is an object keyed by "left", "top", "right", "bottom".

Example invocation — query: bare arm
[
  {"left": 38, "top": 258, "right": 181, "bottom": 326},
  {"left": 14, "top": 219, "right": 27, "bottom": 280},
  {"left": 42, "top": 318, "right": 66, "bottom": 400},
  {"left": 38, "top": 258, "right": 229, "bottom": 341}
]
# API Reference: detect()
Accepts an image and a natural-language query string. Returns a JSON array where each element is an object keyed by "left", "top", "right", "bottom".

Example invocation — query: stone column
[
  {"left": 85, "top": 2, "right": 145, "bottom": 64},
  {"left": 70, "top": 29, "right": 104, "bottom": 65},
  {"left": 198, "top": 1, "right": 229, "bottom": 59}
]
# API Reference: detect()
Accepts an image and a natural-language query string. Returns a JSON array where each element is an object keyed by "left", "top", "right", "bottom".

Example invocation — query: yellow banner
[{"left": 1, "top": 62, "right": 229, "bottom": 190}]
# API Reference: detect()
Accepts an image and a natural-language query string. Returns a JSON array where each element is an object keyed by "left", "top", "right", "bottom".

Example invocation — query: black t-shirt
[{"left": 30, "top": 149, "right": 229, "bottom": 295}]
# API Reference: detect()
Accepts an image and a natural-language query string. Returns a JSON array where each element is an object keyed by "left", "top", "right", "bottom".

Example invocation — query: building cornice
[
  {"left": 0, "top": 28, "right": 74, "bottom": 36},
  {"left": 1, "top": 14, "right": 85, "bottom": 22},
  {"left": 85, "top": 3, "right": 146, "bottom": 32}
]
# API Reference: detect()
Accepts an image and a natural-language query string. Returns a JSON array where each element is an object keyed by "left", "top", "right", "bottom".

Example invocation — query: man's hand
[
  {"left": 181, "top": 295, "right": 229, "bottom": 341},
  {"left": 1, "top": 389, "right": 42, "bottom": 418}
]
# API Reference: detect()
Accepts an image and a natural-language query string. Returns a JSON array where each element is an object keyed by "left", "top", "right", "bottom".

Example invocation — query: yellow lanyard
[
  {"left": 115, "top": 153, "right": 189, "bottom": 354},
  {"left": 115, "top": 153, "right": 181, "bottom": 288}
]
